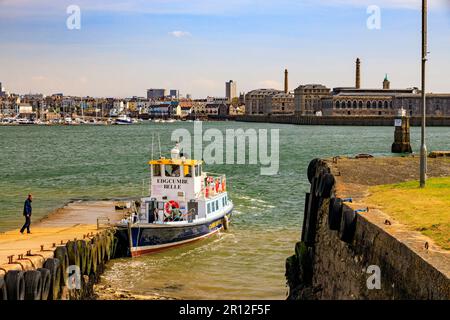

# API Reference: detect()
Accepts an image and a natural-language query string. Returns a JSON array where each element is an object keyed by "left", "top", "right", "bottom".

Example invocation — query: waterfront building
[
  {"left": 191, "top": 99, "right": 208, "bottom": 116},
  {"left": 170, "top": 89, "right": 180, "bottom": 99},
  {"left": 393, "top": 93, "right": 450, "bottom": 117},
  {"left": 229, "top": 105, "right": 245, "bottom": 116},
  {"left": 0, "top": 95, "right": 19, "bottom": 115},
  {"left": 321, "top": 87, "right": 418, "bottom": 116},
  {"left": 205, "top": 102, "right": 228, "bottom": 116},
  {"left": 294, "top": 84, "right": 331, "bottom": 115},
  {"left": 18, "top": 103, "right": 34, "bottom": 119},
  {"left": 226, "top": 80, "right": 237, "bottom": 102},
  {"left": 245, "top": 89, "right": 283, "bottom": 115},
  {"left": 264, "top": 92, "right": 295, "bottom": 115},
  {"left": 296, "top": 58, "right": 450, "bottom": 117},
  {"left": 179, "top": 101, "right": 193, "bottom": 118},
  {"left": 149, "top": 101, "right": 179, "bottom": 118},
  {"left": 245, "top": 69, "right": 293, "bottom": 115},
  {"left": 147, "top": 89, "right": 166, "bottom": 100}
]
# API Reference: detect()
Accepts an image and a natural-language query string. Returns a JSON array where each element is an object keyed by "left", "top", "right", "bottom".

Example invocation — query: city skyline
[{"left": 1, "top": 0, "right": 450, "bottom": 98}]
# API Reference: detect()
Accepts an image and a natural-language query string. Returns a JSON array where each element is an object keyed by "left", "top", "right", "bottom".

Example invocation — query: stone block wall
[{"left": 286, "top": 160, "right": 450, "bottom": 300}]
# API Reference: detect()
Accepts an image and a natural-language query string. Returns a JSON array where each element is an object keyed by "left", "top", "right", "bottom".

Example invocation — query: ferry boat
[{"left": 116, "top": 144, "right": 233, "bottom": 257}]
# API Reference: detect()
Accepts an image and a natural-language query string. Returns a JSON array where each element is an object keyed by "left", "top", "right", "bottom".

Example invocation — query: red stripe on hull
[{"left": 130, "top": 227, "right": 222, "bottom": 257}]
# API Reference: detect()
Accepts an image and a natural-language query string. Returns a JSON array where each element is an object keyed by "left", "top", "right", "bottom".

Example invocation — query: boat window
[
  {"left": 165, "top": 164, "right": 180, "bottom": 177},
  {"left": 153, "top": 164, "right": 162, "bottom": 177},
  {"left": 183, "top": 165, "right": 193, "bottom": 178},
  {"left": 216, "top": 200, "right": 219, "bottom": 209},
  {"left": 195, "top": 165, "right": 202, "bottom": 176},
  {"left": 207, "top": 203, "right": 211, "bottom": 214}
]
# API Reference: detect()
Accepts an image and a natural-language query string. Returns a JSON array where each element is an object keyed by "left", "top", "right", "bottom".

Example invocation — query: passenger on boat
[{"left": 172, "top": 165, "right": 180, "bottom": 177}]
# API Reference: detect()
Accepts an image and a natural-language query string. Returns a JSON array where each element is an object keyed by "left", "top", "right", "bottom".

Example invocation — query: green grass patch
[{"left": 367, "top": 177, "right": 450, "bottom": 250}]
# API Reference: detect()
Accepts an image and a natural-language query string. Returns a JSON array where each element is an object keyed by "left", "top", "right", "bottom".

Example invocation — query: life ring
[{"left": 164, "top": 200, "right": 179, "bottom": 215}]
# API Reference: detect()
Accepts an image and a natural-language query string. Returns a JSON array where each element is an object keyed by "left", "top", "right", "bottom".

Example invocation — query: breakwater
[
  {"left": 286, "top": 157, "right": 450, "bottom": 300},
  {"left": 236, "top": 115, "right": 450, "bottom": 126},
  {"left": 0, "top": 201, "right": 127, "bottom": 300}
]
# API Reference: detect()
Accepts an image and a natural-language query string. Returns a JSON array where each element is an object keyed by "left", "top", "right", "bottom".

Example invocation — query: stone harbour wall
[
  {"left": 286, "top": 159, "right": 450, "bottom": 300},
  {"left": 236, "top": 114, "right": 450, "bottom": 126}
]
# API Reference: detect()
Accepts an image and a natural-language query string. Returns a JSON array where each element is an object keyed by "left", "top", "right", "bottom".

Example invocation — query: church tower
[{"left": 383, "top": 74, "right": 390, "bottom": 90}]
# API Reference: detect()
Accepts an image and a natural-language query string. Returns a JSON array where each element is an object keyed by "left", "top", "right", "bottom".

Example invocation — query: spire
[{"left": 383, "top": 73, "right": 390, "bottom": 90}]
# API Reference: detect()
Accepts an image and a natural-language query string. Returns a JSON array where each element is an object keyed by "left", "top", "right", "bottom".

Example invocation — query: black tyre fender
[
  {"left": 24, "top": 270, "right": 42, "bottom": 300},
  {"left": 307, "top": 158, "right": 320, "bottom": 184},
  {"left": 54, "top": 246, "right": 69, "bottom": 286},
  {"left": 66, "top": 240, "right": 80, "bottom": 269},
  {"left": 37, "top": 268, "right": 51, "bottom": 300},
  {"left": 328, "top": 198, "right": 343, "bottom": 231},
  {"left": 5, "top": 270, "right": 25, "bottom": 300},
  {"left": 303, "top": 177, "right": 320, "bottom": 245},
  {"left": 301, "top": 193, "right": 310, "bottom": 243},
  {"left": 339, "top": 206, "right": 357, "bottom": 243},
  {"left": 314, "top": 174, "right": 322, "bottom": 197},
  {"left": 0, "top": 276, "right": 8, "bottom": 300},
  {"left": 43, "top": 258, "right": 61, "bottom": 300},
  {"left": 319, "top": 173, "right": 335, "bottom": 198}
]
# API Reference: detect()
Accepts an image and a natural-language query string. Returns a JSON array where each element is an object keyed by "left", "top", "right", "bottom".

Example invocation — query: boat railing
[{"left": 181, "top": 208, "right": 197, "bottom": 223}]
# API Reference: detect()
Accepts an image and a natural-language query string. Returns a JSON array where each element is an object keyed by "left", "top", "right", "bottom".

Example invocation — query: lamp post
[{"left": 420, "top": 0, "right": 427, "bottom": 188}]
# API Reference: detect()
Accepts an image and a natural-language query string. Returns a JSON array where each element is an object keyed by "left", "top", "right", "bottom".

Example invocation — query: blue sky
[{"left": 0, "top": 0, "right": 449, "bottom": 98}]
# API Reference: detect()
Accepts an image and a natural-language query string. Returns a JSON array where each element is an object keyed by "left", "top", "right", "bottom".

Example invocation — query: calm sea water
[{"left": 1, "top": 122, "right": 449, "bottom": 299}]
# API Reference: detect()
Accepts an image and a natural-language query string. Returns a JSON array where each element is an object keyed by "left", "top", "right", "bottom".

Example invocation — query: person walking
[{"left": 20, "top": 194, "right": 33, "bottom": 234}]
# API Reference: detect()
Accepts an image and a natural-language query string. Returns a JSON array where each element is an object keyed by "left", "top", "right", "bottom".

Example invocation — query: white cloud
[{"left": 169, "top": 31, "right": 192, "bottom": 38}]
